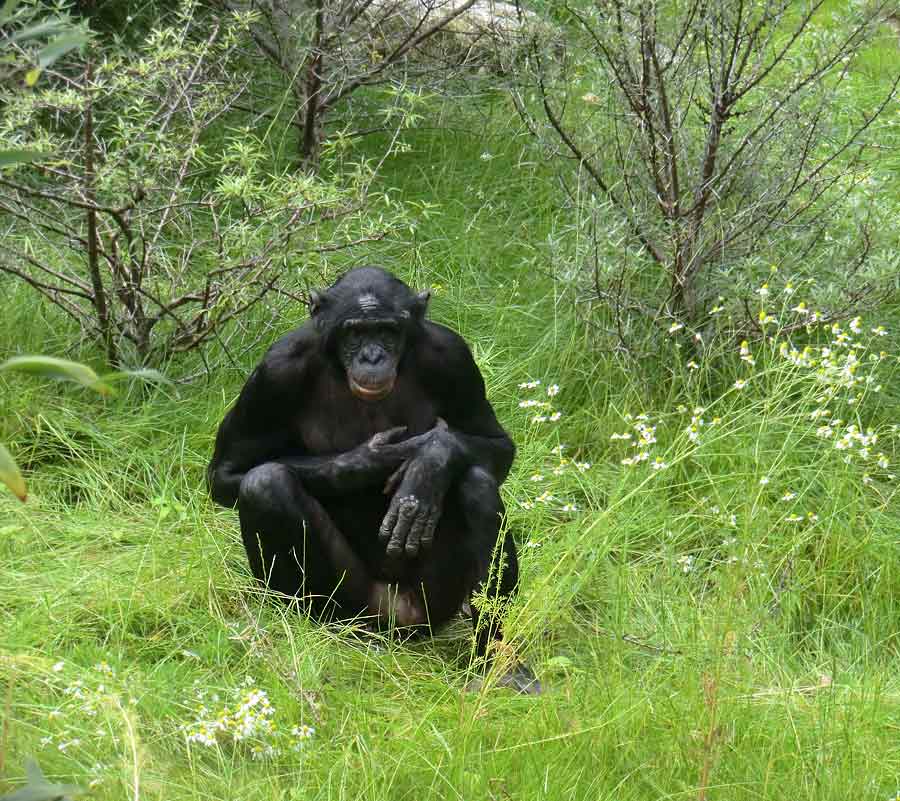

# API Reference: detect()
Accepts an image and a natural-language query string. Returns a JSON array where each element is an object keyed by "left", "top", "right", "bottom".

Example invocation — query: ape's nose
[{"left": 360, "top": 345, "right": 384, "bottom": 365}]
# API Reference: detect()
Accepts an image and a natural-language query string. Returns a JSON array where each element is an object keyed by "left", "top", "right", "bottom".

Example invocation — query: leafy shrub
[{"left": 0, "top": 1, "right": 411, "bottom": 366}]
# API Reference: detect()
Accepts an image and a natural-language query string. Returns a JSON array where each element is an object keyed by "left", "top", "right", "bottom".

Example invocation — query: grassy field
[{"left": 2, "top": 59, "right": 900, "bottom": 801}]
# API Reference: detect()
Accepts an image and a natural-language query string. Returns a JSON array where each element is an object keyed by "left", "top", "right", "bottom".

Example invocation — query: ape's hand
[
  {"left": 379, "top": 455, "right": 450, "bottom": 558},
  {"left": 344, "top": 425, "right": 419, "bottom": 477},
  {"left": 338, "top": 419, "right": 454, "bottom": 494},
  {"left": 379, "top": 419, "right": 457, "bottom": 558}
]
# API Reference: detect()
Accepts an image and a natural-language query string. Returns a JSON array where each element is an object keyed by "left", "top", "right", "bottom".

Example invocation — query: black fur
[{"left": 208, "top": 267, "right": 537, "bottom": 690}]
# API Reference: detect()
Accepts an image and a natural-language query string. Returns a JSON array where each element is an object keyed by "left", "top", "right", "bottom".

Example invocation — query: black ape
[{"left": 208, "top": 266, "right": 537, "bottom": 692}]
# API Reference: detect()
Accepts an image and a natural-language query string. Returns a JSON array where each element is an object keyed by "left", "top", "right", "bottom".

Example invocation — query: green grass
[{"left": 3, "top": 86, "right": 900, "bottom": 801}]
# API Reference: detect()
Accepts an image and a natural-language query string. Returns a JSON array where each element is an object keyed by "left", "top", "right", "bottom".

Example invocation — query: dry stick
[
  {"left": 532, "top": 44, "right": 665, "bottom": 267},
  {"left": 697, "top": 673, "right": 720, "bottom": 801},
  {"left": 0, "top": 260, "right": 88, "bottom": 320},
  {"left": 325, "top": 0, "right": 479, "bottom": 109},
  {"left": 301, "top": 0, "right": 326, "bottom": 163},
  {"left": 3, "top": 203, "right": 89, "bottom": 263},
  {"left": 0, "top": 249, "right": 92, "bottom": 298},
  {"left": 0, "top": 672, "right": 13, "bottom": 776},
  {"left": 0, "top": 174, "right": 119, "bottom": 216},
  {"left": 674, "top": 3, "right": 862, "bottom": 296},
  {"left": 83, "top": 58, "right": 116, "bottom": 365},
  {"left": 143, "top": 22, "right": 222, "bottom": 271},
  {"left": 708, "top": 13, "right": 882, "bottom": 202},
  {"left": 0, "top": 224, "right": 91, "bottom": 292},
  {"left": 338, "top": 0, "right": 381, "bottom": 34},
  {"left": 720, "top": 69, "right": 898, "bottom": 259}
]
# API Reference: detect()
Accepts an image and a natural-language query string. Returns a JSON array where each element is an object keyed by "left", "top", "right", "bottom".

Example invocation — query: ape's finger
[
  {"left": 383, "top": 459, "right": 409, "bottom": 495},
  {"left": 392, "top": 435, "right": 428, "bottom": 459},
  {"left": 386, "top": 496, "right": 418, "bottom": 556},
  {"left": 419, "top": 511, "right": 439, "bottom": 551},
  {"left": 379, "top": 502, "right": 400, "bottom": 543},
  {"left": 386, "top": 527, "right": 405, "bottom": 558},
  {"left": 370, "top": 426, "right": 407, "bottom": 449},
  {"left": 383, "top": 425, "right": 409, "bottom": 444},
  {"left": 405, "top": 512, "right": 428, "bottom": 557},
  {"left": 396, "top": 497, "right": 418, "bottom": 536}
]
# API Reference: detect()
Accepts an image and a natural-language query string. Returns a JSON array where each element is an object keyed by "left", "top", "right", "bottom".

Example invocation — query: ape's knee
[
  {"left": 238, "top": 463, "right": 295, "bottom": 513},
  {"left": 458, "top": 466, "right": 502, "bottom": 523}
]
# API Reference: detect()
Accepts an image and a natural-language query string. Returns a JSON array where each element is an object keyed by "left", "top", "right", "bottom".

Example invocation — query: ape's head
[{"left": 309, "top": 266, "right": 430, "bottom": 402}]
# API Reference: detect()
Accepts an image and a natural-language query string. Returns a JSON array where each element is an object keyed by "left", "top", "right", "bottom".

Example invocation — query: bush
[
  {"left": 0, "top": 0, "right": 412, "bottom": 366},
  {"left": 516, "top": 0, "right": 900, "bottom": 344}
]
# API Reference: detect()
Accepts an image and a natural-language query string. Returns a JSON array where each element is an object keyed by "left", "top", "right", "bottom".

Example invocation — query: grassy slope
[{"left": 2, "top": 88, "right": 900, "bottom": 801}]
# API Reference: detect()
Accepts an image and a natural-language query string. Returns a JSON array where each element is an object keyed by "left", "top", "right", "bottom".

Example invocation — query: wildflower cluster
[
  {"left": 813, "top": 421, "right": 894, "bottom": 480},
  {"left": 517, "top": 380, "right": 563, "bottom": 424},
  {"left": 610, "top": 413, "right": 665, "bottom": 468},
  {"left": 514, "top": 382, "right": 591, "bottom": 526},
  {"left": 671, "top": 535, "right": 768, "bottom": 579},
  {"left": 673, "top": 274, "right": 896, "bottom": 489},
  {"left": 610, "top": 403, "right": 730, "bottom": 475},
  {"left": 746, "top": 279, "right": 888, "bottom": 411},
  {"left": 611, "top": 412, "right": 680, "bottom": 470},
  {"left": 47, "top": 661, "right": 125, "bottom": 728},
  {"left": 789, "top": 318, "right": 887, "bottom": 406},
  {"left": 670, "top": 274, "right": 889, "bottom": 401},
  {"left": 670, "top": 482, "right": 829, "bottom": 578},
  {"left": 36, "top": 660, "right": 133, "bottom": 790},
  {"left": 681, "top": 405, "right": 722, "bottom": 447},
  {"left": 519, "top": 442, "right": 591, "bottom": 519},
  {"left": 717, "top": 535, "right": 766, "bottom": 573},
  {"left": 762, "top": 286, "right": 893, "bottom": 481},
  {"left": 672, "top": 538, "right": 768, "bottom": 577},
  {"left": 183, "top": 677, "right": 314, "bottom": 759}
]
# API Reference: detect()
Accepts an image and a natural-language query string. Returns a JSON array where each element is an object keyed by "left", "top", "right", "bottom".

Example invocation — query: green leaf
[
  {"left": 99, "top": 368, "right": 173, "bottom": 386},
  {"left": 37, "top": 31, "right": 89, "bottom": 69},
  {"left": 0, "top": 0, "right": 21, "bottom": 25},
  {"left": 24, "top": 67, "right": 41, "bottom": 86},
  {"left": 0, "top": 443, "right": 26, "bottom": 502},
  {"left": 0, "top": 757, "right": 83, "bottom": 800},
  {"left": 0, "top": 149, "right": 48, "bottom": 168},
  {"left": 8, "top": 19, "right": 74, "bottom": 44},
  {"left": 0, "top": 356, "right": 113, "bottom": 395}
]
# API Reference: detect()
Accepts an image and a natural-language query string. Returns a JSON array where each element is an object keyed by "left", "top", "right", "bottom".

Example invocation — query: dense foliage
[
  {"left": 514, "top": 0, "right": 900, "bottom": 349},
  {"left": 0, "top": 1, "right": 417, "bottom": 365},
  {"left": 1, "top": 1, "right": 899, "bottom": 799}
]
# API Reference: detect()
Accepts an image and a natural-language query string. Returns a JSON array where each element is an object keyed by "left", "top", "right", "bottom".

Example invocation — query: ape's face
[
  {"left": 308, "top": 266, "right": 429, "bottom": 403},
  {"left": 338, "top": 319, "right": 406, "bottom": 402}
]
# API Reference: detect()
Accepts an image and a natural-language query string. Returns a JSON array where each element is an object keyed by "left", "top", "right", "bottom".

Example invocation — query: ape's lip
[{"left": 349, "top": 376, "right": 395, "bottom": 402}]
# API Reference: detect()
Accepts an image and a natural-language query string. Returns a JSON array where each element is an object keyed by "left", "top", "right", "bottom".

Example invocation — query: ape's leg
[
  {"left": 414, "top": 466, "right": 539, "bottom": 694},
  {"left": 413, "top": 466, "right": 515, "bottom": 650},
  {"left": 456, "top": 467, "right": 518, "bottom": 657},
  {"left": 237, "top": 463, "right": 375, "bottom": 614}
]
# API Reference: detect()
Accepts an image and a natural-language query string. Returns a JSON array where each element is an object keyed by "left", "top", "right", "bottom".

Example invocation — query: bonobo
[{"left": 207, "top": 266, "right": 539, "bottom": 693}]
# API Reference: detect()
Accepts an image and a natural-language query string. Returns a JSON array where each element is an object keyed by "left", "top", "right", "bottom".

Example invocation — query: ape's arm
[
  {"left": 378, "top": 324, "right": 515, "bottom": 556},
  {"left": 208, "top": 424, "right": 409, "bottom": 507},
  {"left": 207, "top": 352, "right": 412, "bottom": 507},
  {"left": 417, "top": 322, "right": 515, "bottom": 482}
]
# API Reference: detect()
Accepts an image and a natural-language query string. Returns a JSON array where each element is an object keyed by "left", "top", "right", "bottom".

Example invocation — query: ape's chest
[{"left": 294, "top": 376, "right": 438, "bottom": 455}]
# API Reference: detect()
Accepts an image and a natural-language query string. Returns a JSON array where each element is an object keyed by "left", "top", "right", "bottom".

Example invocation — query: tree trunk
[
  {"left": 299, "top": 0, "right": 325, "bottom": 169},
  {"left": 83, "top": 58, "right": 118, "bottom": 366}
]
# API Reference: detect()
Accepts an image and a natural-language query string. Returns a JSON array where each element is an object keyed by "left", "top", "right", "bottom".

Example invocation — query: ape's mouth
[{"left": 349, "top": 375, "right": 395, "bottom": 402}]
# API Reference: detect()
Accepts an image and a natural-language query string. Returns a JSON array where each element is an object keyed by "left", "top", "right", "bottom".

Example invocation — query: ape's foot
[{"left": 465, "top": 663, "right": 542, "bottom": 695}]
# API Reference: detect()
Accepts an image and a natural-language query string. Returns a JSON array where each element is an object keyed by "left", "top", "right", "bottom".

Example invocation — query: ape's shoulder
[
  {"left": 417, "top": 321, "right": 485, "bottom": 390},
  {"left": 249, "top": 323, "right": 323, "bottom": 394},
  {"left": 420, "top": 320, "right": 475, "bottom": 360}
]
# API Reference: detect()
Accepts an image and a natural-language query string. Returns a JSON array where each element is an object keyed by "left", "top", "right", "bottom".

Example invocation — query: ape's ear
[
  {"left": 412, "top": 289, "right": 431, "bottom": 319},
  {"left": 308, "top": 289, "right": 325, "bottom": 317}
]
